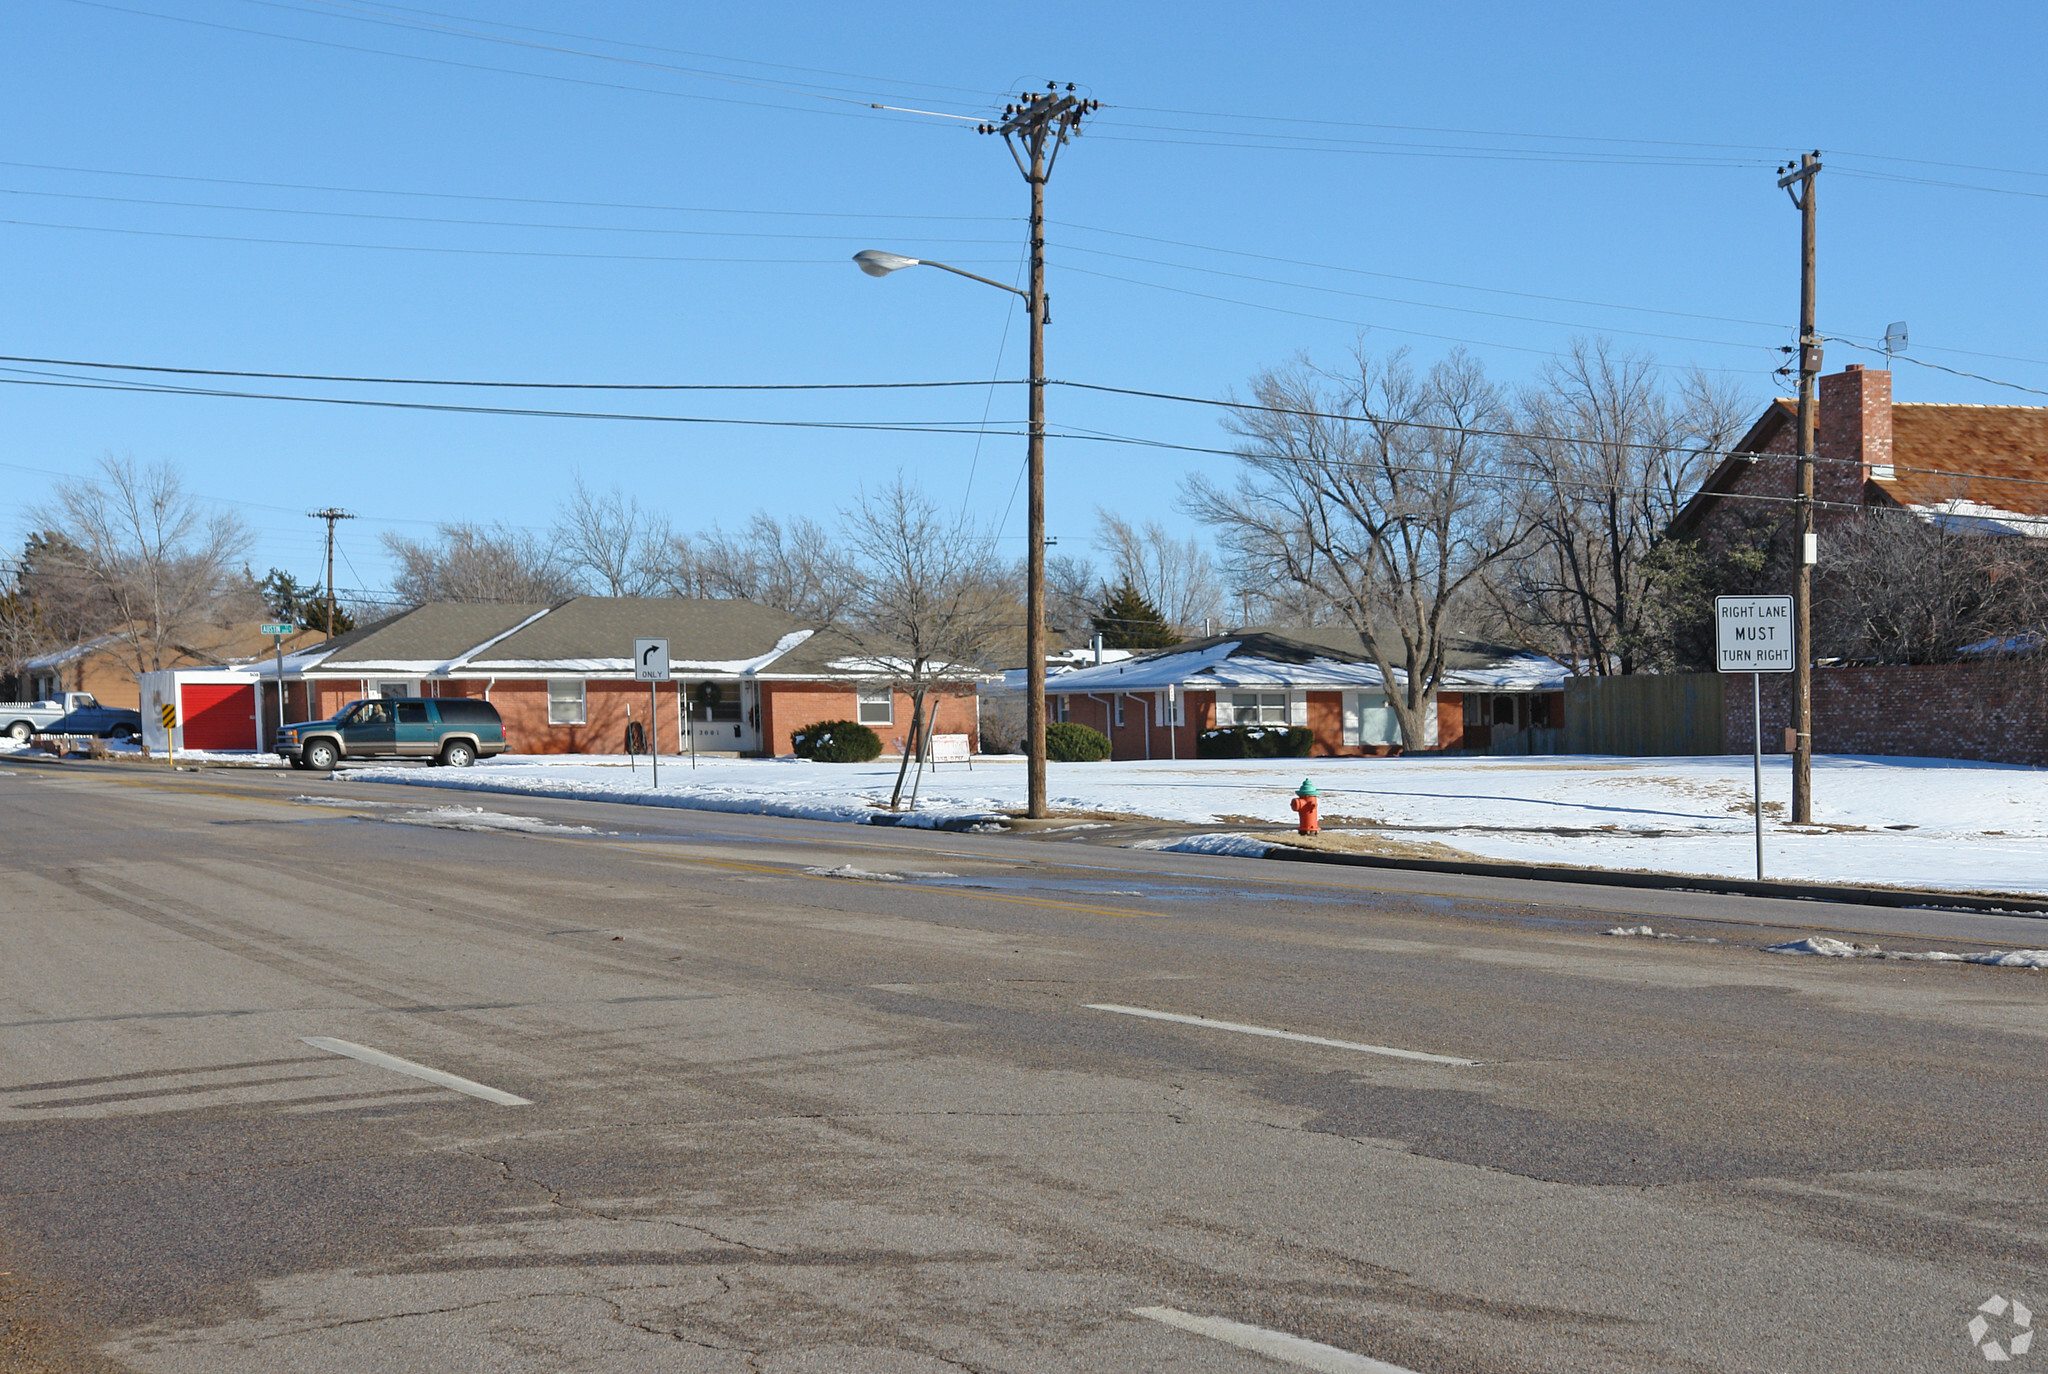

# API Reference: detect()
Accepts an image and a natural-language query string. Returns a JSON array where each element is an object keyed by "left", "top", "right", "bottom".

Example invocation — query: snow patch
[
  {"left": 1128, "top": 833, "right": 1276, "bottom": 859},
  {"left": 1604, "top": 924, "right": 1721, "bottom": 944},
  {"left": 386, "top": 806, "right": 597, "bottom": 835},
  {"left": 1766, "top": 936, "right": 2048, "bottom": 967},
  {"left": 802, "top": 865, "right": 956, "bottom": 881}
]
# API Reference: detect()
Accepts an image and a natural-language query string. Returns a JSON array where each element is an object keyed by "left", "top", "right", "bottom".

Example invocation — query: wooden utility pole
[
  {"left": 308, "top": 508, "right": 355, "bottom": 642},
  {"left": 1777, "top": 152, "right": 1820, "bottom": 824},
  {"left": 984, "top": 85, "right": 1097, "bottom": 820}
]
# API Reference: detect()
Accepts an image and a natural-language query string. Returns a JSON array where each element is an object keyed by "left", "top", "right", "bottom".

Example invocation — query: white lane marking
[
  {"left": 1133, "top": 1307, "right": 1420, "bottom": 1374},
  {"left": 299, "top": 1037, "right": 532, "bottom": 1106},
  {"left": 1085, "top": 1004, "right": 1476, "bottom": 1066}
]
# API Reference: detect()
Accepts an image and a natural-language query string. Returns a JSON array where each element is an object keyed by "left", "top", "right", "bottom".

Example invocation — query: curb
[{"left": 1255, "top": 843, "right": 2048, "bottom": 917}]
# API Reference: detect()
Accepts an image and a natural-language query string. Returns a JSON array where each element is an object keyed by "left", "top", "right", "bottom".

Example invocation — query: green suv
[{"left": 278, "top": 697, "right": 508, "bottom": 770}]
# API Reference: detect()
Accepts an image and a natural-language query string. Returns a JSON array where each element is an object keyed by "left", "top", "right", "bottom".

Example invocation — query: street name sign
[
  {"left": 1714, "top": 596, "right": 1794, "bottom": 673},
  {"left": 260, "top": 622, "right": 296, "bottom": 637},
  {"left": 634, "top": 638, "right": 671, "bottom": 681}
]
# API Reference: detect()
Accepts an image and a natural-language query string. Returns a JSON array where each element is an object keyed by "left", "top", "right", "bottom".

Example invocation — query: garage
[{"left": 180, "top": 681, "right": 258, "bottom": 751}]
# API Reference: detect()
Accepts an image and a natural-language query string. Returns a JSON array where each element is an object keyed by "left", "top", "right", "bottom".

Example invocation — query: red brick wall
[
  {"left": 1438, "top": 694, "right": 1466, "bottom": 751},
  {"left": 1050, "top": 689, "right": 1211, "bottom": 760},
  {"left": 1725, "top": 661, "right": 2048, "bottom": 766},
  {"left": 1691, "top": 366, "right": 1892, "bottom": 548},
  {"left": 760, "top": 682, "right": 976, "bottom": 758}
]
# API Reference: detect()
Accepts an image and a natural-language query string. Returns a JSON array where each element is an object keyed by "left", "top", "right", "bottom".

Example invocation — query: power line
[
  {"left": 0, "top": 354, "right": 1027, "bottom": 391},
  {"left": 0, "top": 186, "right": 1014, "bottom": 244}
]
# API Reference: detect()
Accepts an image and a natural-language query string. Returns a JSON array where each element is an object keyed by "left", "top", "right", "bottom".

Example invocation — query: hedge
[
  {"left": 791, "top": 719, "right": 884, "bottom": 763},
  {"left": 1196, "top": 724, "right": 1313, "bottom": 759},
  {"left": 1044, "top": 721, "right": 1113, "bottom": 762}
]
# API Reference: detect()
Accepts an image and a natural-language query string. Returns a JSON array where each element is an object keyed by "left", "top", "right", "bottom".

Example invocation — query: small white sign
[
  {"left": 929, "top": 733, "right": 971, "bottom": 764},
  {"left": 633, "top": 638, "right": 671, "bottom": 681},
  {"left": 1714, "top": 595, "right": 1795, "bottom": 673}
]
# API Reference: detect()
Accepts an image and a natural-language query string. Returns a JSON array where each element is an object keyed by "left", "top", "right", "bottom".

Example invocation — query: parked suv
[{"left": 278, "top": 697, "right": 508, "bottom": 770}]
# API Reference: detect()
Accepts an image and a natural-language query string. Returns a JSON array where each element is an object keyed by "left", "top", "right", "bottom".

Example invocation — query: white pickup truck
[{"left": 0, "top": 691, "right": 144, "bottom": 742}]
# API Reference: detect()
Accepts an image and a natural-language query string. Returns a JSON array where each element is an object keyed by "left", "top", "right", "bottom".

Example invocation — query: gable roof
[{"left": 1667, "top": 399, "right": 1795, "bottom": 538}]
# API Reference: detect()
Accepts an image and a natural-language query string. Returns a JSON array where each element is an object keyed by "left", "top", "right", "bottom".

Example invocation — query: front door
[{"left": 684, "top": 679, "right": 761, "bottom": 753}]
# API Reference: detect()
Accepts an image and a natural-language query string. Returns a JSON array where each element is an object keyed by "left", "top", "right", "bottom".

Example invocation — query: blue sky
[{"left": 7, "top": 0, "right": 2047, "bottom": 603}]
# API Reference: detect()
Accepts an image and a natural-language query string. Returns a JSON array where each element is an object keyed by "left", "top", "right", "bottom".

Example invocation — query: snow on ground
[{"left": 337, "top": 751, "right": 2048, "bottom": 897}]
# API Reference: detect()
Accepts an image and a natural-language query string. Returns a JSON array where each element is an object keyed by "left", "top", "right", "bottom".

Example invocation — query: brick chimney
[{"left": 1817, "top": 364, "right": 1894, "bottom": 499}]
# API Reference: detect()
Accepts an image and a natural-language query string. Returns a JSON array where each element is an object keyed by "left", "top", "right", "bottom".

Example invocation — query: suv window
[
  {"left": 434, "top": 699, "right": 500, "bottom": 726},
  {"left": 396, "top": 702, "right": 429, "bottom": 724}
]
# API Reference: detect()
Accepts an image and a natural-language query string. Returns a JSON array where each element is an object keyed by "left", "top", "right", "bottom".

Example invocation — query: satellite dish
[{"left": 1884, "top": 321, "right": 1908, "bottom": 362}]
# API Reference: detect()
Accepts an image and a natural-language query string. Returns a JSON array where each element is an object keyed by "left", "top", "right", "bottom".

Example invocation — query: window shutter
[
  {"left": 1288, "top": 691, "right": 1308, "bottom": 727},
  {"left": 1341, "top": 694, "right": 1361, "bottom": 746}
]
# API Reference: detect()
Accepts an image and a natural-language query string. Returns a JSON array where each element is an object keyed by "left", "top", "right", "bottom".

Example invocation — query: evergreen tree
[
  {"left": 1090, "top": 581, "right": 1181, "bottom": 650},
  {"left": 260, "top": 568, "right": 355, "bottom": 635}
]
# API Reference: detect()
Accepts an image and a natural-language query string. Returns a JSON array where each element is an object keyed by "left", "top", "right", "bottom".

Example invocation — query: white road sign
[
  {"left": 633, "top": 637, "right": 671, "bottom": 681},
  {"left": 1714, "top": 595, "right": 1794, "bottom": 673}
]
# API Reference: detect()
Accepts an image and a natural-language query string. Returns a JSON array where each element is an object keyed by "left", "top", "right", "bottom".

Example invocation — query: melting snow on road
[{"left": 1766, "top": 936, "right": 2048, "bottom": 967}]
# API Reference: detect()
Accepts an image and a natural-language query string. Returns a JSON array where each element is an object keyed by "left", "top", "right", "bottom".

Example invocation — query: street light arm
[{"left": 915, "top": 259, "right": 1029, "bottom": 302}]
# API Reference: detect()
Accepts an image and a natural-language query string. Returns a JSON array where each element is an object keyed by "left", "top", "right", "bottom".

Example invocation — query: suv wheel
[
  {"left": 440, "top": 740, "right": 477, "bottom": 768},
  {"left": 304, "top": 739, "right": 339, "bottom": 770}
]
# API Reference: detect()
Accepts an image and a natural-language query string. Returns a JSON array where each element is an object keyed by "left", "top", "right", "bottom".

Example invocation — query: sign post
[
  {"left": 633, "top": 638, "right": 670, "bottom": 787},
  {"left": 261, "top": 623, "right": 295, "bottom": 752},
  {"left": 1715, "top": 595, "right": 1795, "bottom": 879}
]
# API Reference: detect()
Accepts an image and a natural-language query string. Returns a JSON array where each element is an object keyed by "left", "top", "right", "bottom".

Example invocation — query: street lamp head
[{"left": 853, "top": 249, "right": 920, "bottom": 278}]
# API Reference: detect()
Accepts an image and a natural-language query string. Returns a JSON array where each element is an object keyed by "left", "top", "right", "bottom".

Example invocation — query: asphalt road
[{"left": 2, "top": 759, "right": 2044, "bottom": 1373}]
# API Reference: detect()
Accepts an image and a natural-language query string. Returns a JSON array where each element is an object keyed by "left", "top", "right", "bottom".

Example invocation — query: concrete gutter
[{"left": 1256, "top": 842, "right": 2048, "bottom": 917}]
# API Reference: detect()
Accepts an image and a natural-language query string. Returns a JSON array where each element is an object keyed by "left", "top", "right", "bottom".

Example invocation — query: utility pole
[
  {"left": 308, "top": 508, "right": 355, "bottom": 643},
  {"left": 982, "top": 84, "right": 1097, "bottom": 821},
  {"left": 1777, "top": 152, "right": 1820, "bottom": 824}
]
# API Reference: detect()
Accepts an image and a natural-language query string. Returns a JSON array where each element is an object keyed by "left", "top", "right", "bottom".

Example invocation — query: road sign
[
  {"left": 260, "top": 622, "right": 296, "bottom": 637},
  {"left": 161, "top": 703, "right": 177, "bottom": 729},
  {"left": 1714, "top": 595, "right": 1795, "bottom": 673},
  {"left": 633, "top": 638, "right": 671, "bottom": 681}
]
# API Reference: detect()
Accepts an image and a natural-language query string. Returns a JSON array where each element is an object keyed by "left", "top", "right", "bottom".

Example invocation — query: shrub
[
  {"left": 1043, "top": 721, "right": 1112, "bottom": 762},
  {"left": 1196, "top": 725, "right": 1313, "bottom": 759},
  {"left": 791, "top": 719, "right": 883, "bottom": 763}
]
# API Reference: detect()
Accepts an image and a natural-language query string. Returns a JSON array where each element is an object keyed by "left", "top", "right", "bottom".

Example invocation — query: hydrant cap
[{"left": 1297, "top": 779, "right": 1318, "bottom": 797}]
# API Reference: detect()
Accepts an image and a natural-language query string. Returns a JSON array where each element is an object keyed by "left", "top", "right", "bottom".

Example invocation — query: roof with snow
[{"left": 1041, "top": 628, "right": 1571, "bottom": 694}]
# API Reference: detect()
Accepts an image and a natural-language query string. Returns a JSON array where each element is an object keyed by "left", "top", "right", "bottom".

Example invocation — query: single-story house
[
  {"left": 1043, "top": 628, "right": 1570, "bottom": 760},
  {"left": 147, "top": 596, "right": 983, "bottom": 757}
]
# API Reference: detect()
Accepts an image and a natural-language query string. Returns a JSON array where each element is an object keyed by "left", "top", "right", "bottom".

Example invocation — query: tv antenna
[{"left": 1883, "top": 321, "right": 1908, "bottom": 364}]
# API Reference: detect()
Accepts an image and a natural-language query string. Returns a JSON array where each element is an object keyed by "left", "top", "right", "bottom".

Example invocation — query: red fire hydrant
[{"left": 1289, "top": 779, "right": 1320, "bottom": 836}]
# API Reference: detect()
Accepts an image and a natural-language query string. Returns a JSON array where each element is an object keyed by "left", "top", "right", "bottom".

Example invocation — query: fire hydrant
[{"left": 1289, "top": 779, "right": 1320, "bottom": 836}]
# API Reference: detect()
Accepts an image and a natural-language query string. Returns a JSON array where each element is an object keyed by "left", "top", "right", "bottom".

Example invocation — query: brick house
[
  {"left": 1042, "top": 629, "right": 1569, "bottom": 760},
  {"left": 291, "top": 597, "right": 979, "bottom": 757},
  {"left": 1668, "top": 364, "right": 2048, "bottom": 546}
]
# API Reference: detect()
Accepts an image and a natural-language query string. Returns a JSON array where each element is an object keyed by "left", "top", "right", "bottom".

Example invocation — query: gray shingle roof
[
  {"left": 472, "top": 597, "right": 806, "bottom": 668},
  {"left": 314, "top": 603, "right": 556, "bottom": 669}
]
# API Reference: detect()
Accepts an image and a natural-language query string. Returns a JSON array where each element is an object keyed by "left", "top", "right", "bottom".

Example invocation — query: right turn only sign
[{"left": 1714, "top": 595, "right": 1795, "bottom": 673}]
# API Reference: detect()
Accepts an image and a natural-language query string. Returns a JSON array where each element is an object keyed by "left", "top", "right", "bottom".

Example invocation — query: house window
[
  {"left": 1231, "top": 692, "right": 1287, "bottom": 725},
  {"left": 1114, "top": 696, "right": 1125, "bottom": 728},
  {"left": 691, "top": 680, "right": 742, "bottom": 722},
  {"left": 547, "top": 679, "right": 586, "bottom": 725},
  {"left": 1053, "top": 696, "right": 1069, "bottom": 723},
  {"left": 1462, "top": 693, "right": 1482, "bottom": 727},
  {"left": 856, "top": 687, "right": 894, "bottom": 726},
  {"left": 1157, "top": 690, "right": 1183, "bottom": 727},
  {"left": 1345, "top": 692, "right": 1402, "bottom": 747}
]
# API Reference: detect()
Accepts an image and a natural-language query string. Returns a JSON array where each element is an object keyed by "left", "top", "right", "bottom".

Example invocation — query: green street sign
[{"left": 261, "top": 623, "right": 297, "bottom": 637}]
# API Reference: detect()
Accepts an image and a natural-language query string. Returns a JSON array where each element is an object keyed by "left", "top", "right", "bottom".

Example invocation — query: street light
[
  {"left": 855, "top": 244, "right": 1046, "bottom": 815},
  {"left": 856, "top": 86, "right": 1096, "bottom": 822}
]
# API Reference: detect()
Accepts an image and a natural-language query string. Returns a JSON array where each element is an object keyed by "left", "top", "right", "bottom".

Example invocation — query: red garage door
[{"left": 182, "top": 683, "right": 255, "bottom": 751}]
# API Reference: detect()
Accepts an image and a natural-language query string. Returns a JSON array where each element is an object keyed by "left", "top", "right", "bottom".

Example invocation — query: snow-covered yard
[{"left": 336, "top": 751, "right": 2048, "bottom": 898}]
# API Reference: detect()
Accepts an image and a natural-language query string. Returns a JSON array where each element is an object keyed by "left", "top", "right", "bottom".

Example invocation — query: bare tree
[
  {"left": 1045, "top": 552, "right": 1098, "bottom": 645},
  {"left": 381, "top": 522, "right": 577, "bottom": 606},
  {"left": 1093, "top": 511, "right": 1224, "bottom": 634},
  {"left": 28, "top": 456, "right": 255, "bottom": 679},
  {"left": 555, "top": 477, "right": 663, "bottom": 596},
  {"left": 1819, "top": 502, "right": 2048, "bottom": 663},
  {"left": 1185, "top": 348, "right": 1526, "bottom": 749},
  {"left": 842, "top": 475, "right": 1013, "bottom": 809},
  {"left": 644, "top": 512, "right": 860, "bottom": 624},
  {"left": 1495, "top": 340, "right": 1751, "bottom": 673}
]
